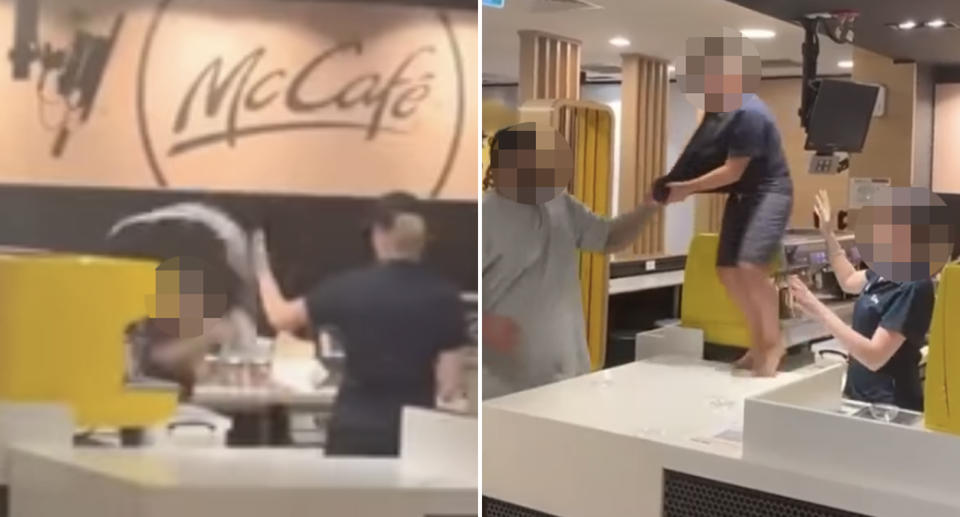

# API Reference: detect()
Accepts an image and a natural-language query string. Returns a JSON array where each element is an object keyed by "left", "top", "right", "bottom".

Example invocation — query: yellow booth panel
[
  {"left": 0, "top": 253, "right": 177, "bottom": 428},
  {"left": 925, "top": 263, "right": 960, "bottom": 436},
  {"left": 681, "top": 233, "right": 780, "bottom": 348},
  {"left": 681, "top": 234, "right": 751, "bottom": 348},
  {"left": 571, "top": 107, "right": 612, "bottom": 370}
]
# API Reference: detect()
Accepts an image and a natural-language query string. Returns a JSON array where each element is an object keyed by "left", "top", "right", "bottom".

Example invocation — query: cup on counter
[
  {"left": 201, "top": 355, "right": 225, "bottom": 385},
  {"left": 223, "top": 356, "right": 247, "bottom": 387},
  {"left": 248, "top": 358, "right": 272, "bottom": 388}
]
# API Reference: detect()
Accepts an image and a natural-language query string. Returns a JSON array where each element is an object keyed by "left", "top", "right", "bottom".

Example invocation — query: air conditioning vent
[
  {"left": 482, "top": 73, "right": 515, "bottom": 85},
  {"left": 530, "top": 0, "right": 603, "bottom": 13},
  {"left": 582, "top": 64, "right": 622, "bottom": 75},
  {"left": 586, "top": 74, "right": 621, "bottom": 82}
]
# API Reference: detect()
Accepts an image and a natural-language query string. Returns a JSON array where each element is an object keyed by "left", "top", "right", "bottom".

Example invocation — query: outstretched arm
[
  {"left": 252, "top": 230, "right": 310, "bottom": 333},
  {"left": 605, "top": 201, "right": 660, "bottom": 253}
]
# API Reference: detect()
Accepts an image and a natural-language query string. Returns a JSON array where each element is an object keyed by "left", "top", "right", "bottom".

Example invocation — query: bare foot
[
  {"left": 751, "top": 347, "right": 786, "bottom": 377},
  {"left": 733, "top": 348, "right": 755, "bottom": 370}
]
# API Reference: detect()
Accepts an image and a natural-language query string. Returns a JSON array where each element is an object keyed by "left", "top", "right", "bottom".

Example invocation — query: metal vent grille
[
  {"left": 663, "top": 471, "right": 871, "bottom": 517},
  {"left": 483, "top": 497, "right": 558, "bottom": 517},
  {"left": 530, "top": 0, "right": 602, "bottom": 13},
  {"left": 582, "top": 64, "right": 622, "bottom": 74}
]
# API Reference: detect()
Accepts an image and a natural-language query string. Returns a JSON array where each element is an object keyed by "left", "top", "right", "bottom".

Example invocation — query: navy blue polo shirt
[
  {"left": 726, "top": 95, "right": 793, "bottom": 196},
  {"left": 844, "top": 269, "right": 935, "bottom": 411},
  {"left": 306, "top": 260, "right": 465, "bottom": 431}
]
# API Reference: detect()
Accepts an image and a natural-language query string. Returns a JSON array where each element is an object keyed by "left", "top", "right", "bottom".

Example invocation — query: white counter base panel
[{"left": 9, "top": 407, "right": 476, "bottom": 517}]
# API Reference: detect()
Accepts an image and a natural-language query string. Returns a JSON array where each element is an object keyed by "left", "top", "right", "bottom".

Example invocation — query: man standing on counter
[
  {"left": 482, "top": 122, "right": 659, "bottom": 399},
  {"left": 252, "top": 192, "right": 466, "bottom": 456},
  {"left": 658, "top": 35, "right": 793, "bottom": 376}
]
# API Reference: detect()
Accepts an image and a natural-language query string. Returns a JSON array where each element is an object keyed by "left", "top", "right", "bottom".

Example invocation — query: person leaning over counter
[
  {"left": 252, "top": 193, "right": 466, "bottom": 457},
  {"left": 788, "top": 190, "right": 936, "bottom": 411},
  {"left": 124, "top": 256, "right": 242, "bottom": 401},
  {"left": 482, "top": 122, "right": 659, "bottom": 399}
]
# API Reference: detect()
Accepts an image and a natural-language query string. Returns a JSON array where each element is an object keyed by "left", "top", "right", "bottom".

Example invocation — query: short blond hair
[{"left": 389, "top": 213, "right": 427, "bottom": 259}]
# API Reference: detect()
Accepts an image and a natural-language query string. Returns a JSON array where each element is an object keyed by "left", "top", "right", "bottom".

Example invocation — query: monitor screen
[{"left": 804, "top": 79, "right": 880, "bottom": 153}]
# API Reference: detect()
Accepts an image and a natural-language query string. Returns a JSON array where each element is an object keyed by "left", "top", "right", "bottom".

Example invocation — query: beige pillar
[
  {"left": 518, "top": 30, "right": 581, "bottom": 103},
  {"left": 851, "top": 47, "right": 917, "bottom": 188},
  {"left": 618, "top": 54, "right": 668, "bottom": 258}
]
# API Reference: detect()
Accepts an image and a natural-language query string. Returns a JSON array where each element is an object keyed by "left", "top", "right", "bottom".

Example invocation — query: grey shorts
[{"left": 717, "top": 192, "right": 792, "bottom": 267}]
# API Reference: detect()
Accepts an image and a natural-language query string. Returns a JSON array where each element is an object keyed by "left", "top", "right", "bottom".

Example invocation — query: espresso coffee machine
[{"left": 682, "top": 230, "right": 858, "bottom": 363}]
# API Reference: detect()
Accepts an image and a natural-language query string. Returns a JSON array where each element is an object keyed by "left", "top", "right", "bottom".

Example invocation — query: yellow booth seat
[
  {"left": 0, "top": 252, "right": 177, "bottom": 428},
  {"left": 925, "top": 263, "right": 960, "bottom": 437},
  {"left": 681, "top": 233, "right": 779, "bottom": 348}
]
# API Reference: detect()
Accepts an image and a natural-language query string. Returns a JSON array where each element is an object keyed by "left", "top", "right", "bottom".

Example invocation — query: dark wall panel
[{"left": 0, "top": 185, "right": 477, "bottom": 296}]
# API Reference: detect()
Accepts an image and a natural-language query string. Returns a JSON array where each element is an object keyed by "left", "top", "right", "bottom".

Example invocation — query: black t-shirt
[
  {"left": 844, "top": 269, "right": 935, "bottom": 411},
  {"left": 726, "top": 95, "right": 793, "bottom": 195},
  {"left": 306, "top": 260, "right": 465, "bottom": 430}
]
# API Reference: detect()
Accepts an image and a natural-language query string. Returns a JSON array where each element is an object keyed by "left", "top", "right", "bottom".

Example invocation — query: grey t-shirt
[{"left": 482, "top": 191, "right": 611, "bottom": 399}]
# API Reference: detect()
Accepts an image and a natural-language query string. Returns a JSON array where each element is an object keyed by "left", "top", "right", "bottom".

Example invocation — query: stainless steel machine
[{"left": 776, "top": 229, "right": 858, "bottom": 348}]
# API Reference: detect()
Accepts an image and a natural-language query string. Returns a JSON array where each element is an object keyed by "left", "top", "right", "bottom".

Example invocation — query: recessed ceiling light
[
  {"left": 927, "top": 19, "right": 947, "bottom": 28},
  {"left": 838, "top": 60, "right": 854, "bottom": 69},
  {"left": 609, "top": 37, "right": 630, "bottom": 47},
  {"left": 740, "top": 29, "right": 776, "bottom": 39},
  {"left": 898, "top": 20, "right": 917, "bottom": 30}
]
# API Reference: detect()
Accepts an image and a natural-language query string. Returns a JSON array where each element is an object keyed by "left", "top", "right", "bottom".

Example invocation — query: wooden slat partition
[
  {"left": 518, "top": 30, "right": 581, "bottom": 103},
  {"left": 519, "top": 100, "right": 614, "bottom": 370},
  {"left": 618, "top": 54, "right": 667, "bottom": 258},
  {"left": 695, "top": 194, "right": 727, "bottom": 233}
]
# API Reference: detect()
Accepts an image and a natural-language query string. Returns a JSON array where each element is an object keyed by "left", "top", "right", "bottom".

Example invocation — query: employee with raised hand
[
  {"left": 482, "top": 122, "right": 658, "bottom": 399},
  {"left": 789, "top": 189, "right": 939, "bottom": 411},
  {"left": 253, "top": 193, "right": 467, "bottom": 456}
]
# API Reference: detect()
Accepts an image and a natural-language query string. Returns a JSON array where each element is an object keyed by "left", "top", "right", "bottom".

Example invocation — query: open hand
[
  {"left": 251, "top": 229, "right": 270, "bottom": 272},
  {"left": 787, "top": 275, "right": 819, "bottom": 318},
  {"left": 814, "top": 189, "right": 833, "bottom": 235},
  {"left": 483, "top": 314, "right": 519, "bottom": 352}
]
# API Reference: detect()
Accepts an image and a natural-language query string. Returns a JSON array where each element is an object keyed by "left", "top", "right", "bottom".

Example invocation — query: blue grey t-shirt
[{"left": 726, "top": 95, "right": 792, "bottom": 195}]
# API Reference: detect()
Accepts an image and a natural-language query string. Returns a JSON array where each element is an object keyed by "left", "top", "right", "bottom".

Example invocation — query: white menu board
[{"left": 848, "top": 177, "right": 891, "bottom": 209}]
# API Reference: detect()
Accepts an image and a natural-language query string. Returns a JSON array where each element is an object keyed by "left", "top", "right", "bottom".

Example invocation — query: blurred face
[
  {"left": 489, "top": 122, "right": 574, "bottom": 205},
  {"left": 679, "top": 31, "right": 761, "bottom": 112},
  {"left": 854, "top": 187, "right": 955, "bottom": 282},
  {"left": 152, "top": 259, "right": 227, "bottom": 339}
]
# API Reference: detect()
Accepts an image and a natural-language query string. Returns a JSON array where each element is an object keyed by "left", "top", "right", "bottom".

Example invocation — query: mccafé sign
[{"left": 137, "top": 0, "right": 466, "bottom": 197}]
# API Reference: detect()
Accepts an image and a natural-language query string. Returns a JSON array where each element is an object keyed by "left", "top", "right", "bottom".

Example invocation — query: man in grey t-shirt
[{"left": 482, "top": 122, "right": 658, "bottom": 399}]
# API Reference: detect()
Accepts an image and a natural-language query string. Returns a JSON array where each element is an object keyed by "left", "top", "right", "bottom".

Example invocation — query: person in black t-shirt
[
  {"left": 788, "top": 190, "right": 940, "bottom": 411},
  {"left": 252, "top": 193, "right": 466, "bottom": 457}
]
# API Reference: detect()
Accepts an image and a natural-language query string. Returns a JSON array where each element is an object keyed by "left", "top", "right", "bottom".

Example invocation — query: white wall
[
  {"left": 663, "top": 83, "right": 697, "bottom": 256},
  {"left": 483, "top": 82, "right": 697, "bottom": 256}
]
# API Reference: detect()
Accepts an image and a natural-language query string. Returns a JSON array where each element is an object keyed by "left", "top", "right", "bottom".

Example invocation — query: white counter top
[
  {"left": 484, "top": 356, "right": 812, "bottom": 454},
  {"left": 8, "top": 407, "right": 477, "bottom": 517},
  {"left": 484, "top": 357, "right": 960, "bottom": 517},
  {"left": 12, "top": 446, "right": 473, "bottom": 489},
  {"left": 192, "top": 384, "right": 336, "bottom": 411}
]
